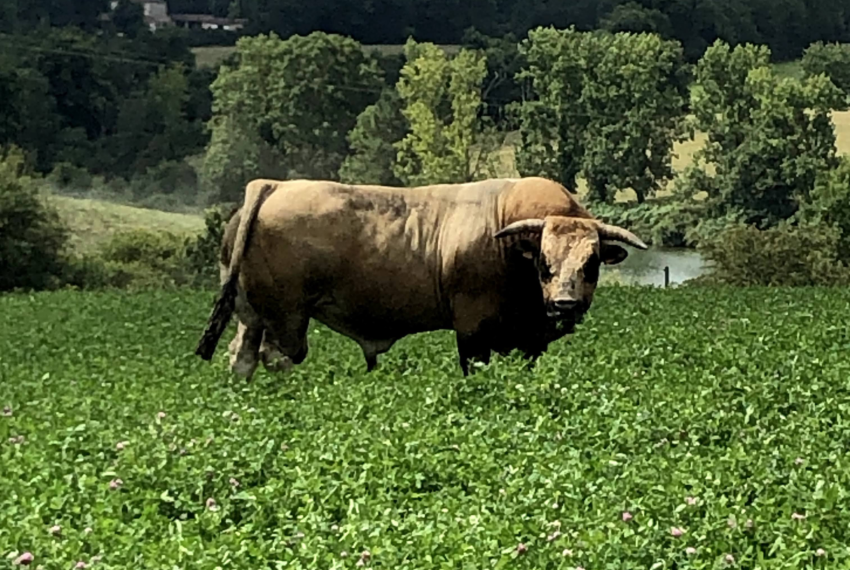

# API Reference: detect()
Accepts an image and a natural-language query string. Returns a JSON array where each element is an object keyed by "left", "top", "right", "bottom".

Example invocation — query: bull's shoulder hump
[{"left": 503, "top": 177, "right": 593, "bottom": 219}]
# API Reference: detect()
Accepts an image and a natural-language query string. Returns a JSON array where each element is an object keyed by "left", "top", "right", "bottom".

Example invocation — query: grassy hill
[{"left": 47, "top": 195, "right": 204, "bottom": 256}]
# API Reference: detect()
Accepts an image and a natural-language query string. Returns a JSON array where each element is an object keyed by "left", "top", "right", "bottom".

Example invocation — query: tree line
[{"left": 5, "top": 0, "right": 850, "bottom": 63}]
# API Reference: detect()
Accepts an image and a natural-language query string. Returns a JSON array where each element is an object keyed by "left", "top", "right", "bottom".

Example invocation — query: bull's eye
[{"left": 584, "top": 253, "right": 600, "bottom": 283}]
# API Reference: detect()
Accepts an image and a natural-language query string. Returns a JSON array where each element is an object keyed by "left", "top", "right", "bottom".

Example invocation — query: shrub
[
  {"left": 0, "top": 147, "right": 70, "bottom": 292},
  {"left": 94, "top": 229, "right": 193, "bottom": 289},
  {"left": 47, "top": 161, "right": 93, "bottom": 191},
  {"left": 184, "top": 204, "right": 233, "bottom": 287},
  {"left": 129, "top": 159, "right": 200, "bottom": 204},
  {"left": 696, "top": 223, "right": 850, "bottom": 286}
]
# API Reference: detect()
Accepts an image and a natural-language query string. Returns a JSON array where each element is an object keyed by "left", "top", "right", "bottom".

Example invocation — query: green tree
[
  {"left": 801, "top": 42, "right": 850, "bottom": 105},
  {"left": 797, "top": 157, "right": 850, "bottom": 264},
  {"left": 0, "top": 55, "right": 59, "bottom": 172},
  {"left": 0, "top": 147, "right": 69, "bottom": 292},
  {"left": 107, "top": 63, "right": 206, "bottom": 181},
  {"left": 684, "top": 40, "right": 843, "bottom": 227},
  {"left": 202, "top": 31, "right": 383, "bottom": 198},
  {"left": 339, "top": 88, "right": 408, "bottom": 186},
  {"left": 200, "top": 115, "right": 287, "bottom": 204},
  {"left": 392, "top": 38, "right": 489, "bottom": 186},
  {"left": 512, "top": 26, "right": 588, "bottom": 190},
  {"left": 460, "top": 28, "right": 525, "bottom": 128},
  {"left": 580, "top": 31, "right": 689, "bottom": 203},
  {"left": 599, "top": 2, "right": 673, "bottom": 37},
  {"left": 110, "top": 0, "right": 146, "bottom": 38}
]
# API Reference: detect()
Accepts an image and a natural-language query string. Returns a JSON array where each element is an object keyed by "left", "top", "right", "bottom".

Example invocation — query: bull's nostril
[{"left": 553, "top": 299, "right": 579, "bottom": 311}]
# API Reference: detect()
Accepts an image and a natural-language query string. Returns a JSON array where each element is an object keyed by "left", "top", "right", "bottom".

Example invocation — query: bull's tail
[{"left": 194, "top": 182, "right": 277, "bottom": 361}]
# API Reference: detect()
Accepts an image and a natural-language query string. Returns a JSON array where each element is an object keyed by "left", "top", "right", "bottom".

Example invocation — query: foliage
[
  {"left": 200, "top": 115, "right": 287, "bottom": 205},
  {"left": 697, "top": 223, "right": 850, "bottom": 286},
  {"left": 7, "top": 286, "right": 850, "bottom": 566},
  {"left": 166, "top": 0, "right": 850, "bottom": 63},
  {"left": 579, "top": 31, "right": 689, "bottom": 203},
  {"left": 106, "top": 62, "right": 207, "bottom": 180},
  {"left": 183, "top": 204, "right": 233, "bottom": 286},
  {"left": 796, "top": 156, "right": 850, "bottom": 264},
  {"left": 514, "top": 28, "right": 688, "bottom": 203},
  {"left": 203, "top": 31, "right": 384, "bottom": 194},
  {"left": 0, "top": 147, "right": 69, "bottom": 292},
  {"left": 460, "top": 28, "right": 525, "bottom": 128},
  {"left": 684, "top": 40, "right": 843, "bottom": 228},
  {"left": 512, "top": 27, "right": 588, "bottom": 190},
  {"left": 393, "top": 39, "right": 489, "bottom": 186},
  {"left": 589, "top": 198, "right": 744, "bottom": 248},
  {"left": 801, "top": 42, "right": 850, "bottom": 105},
  {"left": 338, "top": 88, "right": 408, "bottom": 186},
  {"left": 0, "top": 27, "right": 210, "bottom": 179}
]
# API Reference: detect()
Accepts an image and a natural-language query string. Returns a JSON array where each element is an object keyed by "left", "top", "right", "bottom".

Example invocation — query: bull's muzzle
[{"left": 546, "top": 297, "right": 587, "bottom": 323}]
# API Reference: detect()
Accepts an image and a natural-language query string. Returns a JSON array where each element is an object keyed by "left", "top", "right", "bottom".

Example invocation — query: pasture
[
  {"left": 47, "top": 195, "right": 205, "bottom": 256},
  {"left": 3, "top": 287, "right": 850, "bottom": 568}
]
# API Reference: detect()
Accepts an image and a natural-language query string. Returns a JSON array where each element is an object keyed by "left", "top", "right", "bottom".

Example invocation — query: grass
[
  {"left": 3, "top": 286, "right": 850, "bottom": 567},
  {"left": 47, "top": 195, "right": 204, "bottom": 256}
]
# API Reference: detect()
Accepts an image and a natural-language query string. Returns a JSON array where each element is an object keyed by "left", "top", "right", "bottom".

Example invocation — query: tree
[
  {"left": 106, "top": 63, "right": 206, "bottom": 181},
  {"left": 512, "top": 26, "right": 588, "bottom": 190},
  {"left": 203, "top": 31, "right": 384, "bottom": 196},
  {"left": 0, "top": 55, "right": 59, "bottom": 172},
  {"left": 460, "top": 28, "right": 525, "bottom": 128},
  {"left": 110, "top": 0, "right": 146, "bottom": 38},
  {"left": 513, "top": 27, "right": 688, "bottom": 202},
  {"left": 599, "top": 2, "right": 673, "bottom": 37},
  {"left": 339, "top": 88, "right": 408, "bottom": 186},
  {"left": 579, "top": 31, "right": 689, "bottom": 203},
  {"left": 392, "top": 39, "right": 489, "bottom": 186},
  {"left": 683, "top": 40, "right": 843, "bottom": 227},
  {"left": 801, "top": 42, "right": 850, "bottom": 106},
  {"left": 0, "top": 146, "right": 69, "bottom": 292},
  {"left": 797, "top": 157, "right": 850, "bottom": 264},
  {"left": 200, "top": 115, "right": 288, "bottom": 204}
]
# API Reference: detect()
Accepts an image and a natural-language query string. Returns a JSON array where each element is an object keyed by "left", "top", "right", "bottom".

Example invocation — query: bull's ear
[
  {"left": 600, "top": 241, "right": 629, "bottom": 265},
  {"left": 494, "top": 218, "right": 545, "bottom": 239}
]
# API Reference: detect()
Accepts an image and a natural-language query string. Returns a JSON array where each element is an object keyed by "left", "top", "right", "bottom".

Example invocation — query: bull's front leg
[{"left": 455, "top": 331, "right": 491, "bottom": 376}]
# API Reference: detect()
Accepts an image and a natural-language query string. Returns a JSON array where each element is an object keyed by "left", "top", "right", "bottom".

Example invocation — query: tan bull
[{"left": 195, "top": 176, "right": 647, "bottom": 377}]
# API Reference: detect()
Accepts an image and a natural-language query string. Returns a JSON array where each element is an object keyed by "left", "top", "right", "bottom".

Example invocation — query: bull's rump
[{"left": 239, "top": 179, "right": 506, "bottom": 341}]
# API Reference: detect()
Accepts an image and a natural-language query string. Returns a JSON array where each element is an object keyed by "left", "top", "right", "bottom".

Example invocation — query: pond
[{"left": 604, "top": 246, "right": 707, "bottom": 287}]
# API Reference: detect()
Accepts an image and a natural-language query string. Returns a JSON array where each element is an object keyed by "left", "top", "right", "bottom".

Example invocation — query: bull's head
[{"left": 494, "top": 216, "right": 647, "bottom": 324}]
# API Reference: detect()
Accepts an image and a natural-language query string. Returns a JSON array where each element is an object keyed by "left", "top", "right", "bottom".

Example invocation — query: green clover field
[{"left": 2, "top": 286, "right": 850, "bottom": 569}]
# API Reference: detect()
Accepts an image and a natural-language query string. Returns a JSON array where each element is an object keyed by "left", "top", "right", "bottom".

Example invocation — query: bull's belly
[{"left": 310, "top": 292, "right": 449, "bottom": 346}]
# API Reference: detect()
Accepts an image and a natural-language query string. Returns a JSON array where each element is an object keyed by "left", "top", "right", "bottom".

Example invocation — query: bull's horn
[
  {"left": 494, "top": 218, "right": 545, "bottom": 238},
  {"left": 597, "top": 223, "right": 649, "bottom": 250}
]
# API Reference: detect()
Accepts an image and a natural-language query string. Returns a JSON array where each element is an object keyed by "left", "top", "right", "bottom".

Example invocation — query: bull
[{"left": 195, "top": 176, "right": 647, "bottom": 378}]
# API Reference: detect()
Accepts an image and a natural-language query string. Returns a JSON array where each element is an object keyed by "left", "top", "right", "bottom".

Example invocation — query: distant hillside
[{"left": 47, "top": 195, "right": 205, "bottom": 255}]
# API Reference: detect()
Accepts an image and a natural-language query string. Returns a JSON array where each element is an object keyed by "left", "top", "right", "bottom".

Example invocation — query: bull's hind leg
[
  {"left": 229, "top": 321, "right": 263, "bottom": 379},
  {"left": 260, "top": 310, "right": 311, "bottom": 372},
  {"left": 226, "top": 274, "right": 265, "bottom": 380}
]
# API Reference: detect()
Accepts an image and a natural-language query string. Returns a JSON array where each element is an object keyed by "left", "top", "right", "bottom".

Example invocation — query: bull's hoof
[
  {"left": 229, "top": 352, "right": 259, "bottom": 380},
  {"left": 262, "top": 354, "right": 294, "bottom": 374}
]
